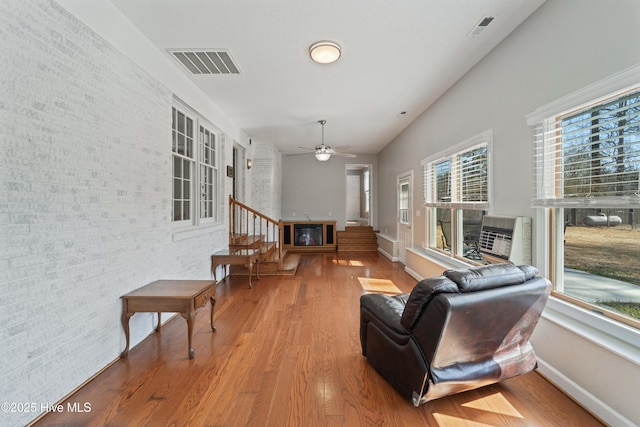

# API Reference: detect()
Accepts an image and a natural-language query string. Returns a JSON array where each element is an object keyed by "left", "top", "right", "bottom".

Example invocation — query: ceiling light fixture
[
  {"left": 315, "top": 151, "right": 331, "bottom": 162},
  {"left": 315, "top": 119, "right": 332, "bottom": 161},
  {"left": 309, "top": 41, "right": 341, "bottom": 64}
]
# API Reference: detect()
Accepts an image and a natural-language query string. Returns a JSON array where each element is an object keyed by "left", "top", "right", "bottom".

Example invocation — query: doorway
[
  {"left": 345, "top": 164, "right": 372, "bottom": 226},
  {"left": 397, "top": 171, "right": 413, "bottom": 264}
]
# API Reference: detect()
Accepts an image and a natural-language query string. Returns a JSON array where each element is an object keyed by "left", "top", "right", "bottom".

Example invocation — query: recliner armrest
[{"left": 360, "top": 293, "right": 407, "bottom": 335}]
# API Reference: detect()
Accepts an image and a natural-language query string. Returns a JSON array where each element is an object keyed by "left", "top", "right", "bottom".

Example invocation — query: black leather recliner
[{"left": 360, "top": 263, "right": 551, "bottom": 406}]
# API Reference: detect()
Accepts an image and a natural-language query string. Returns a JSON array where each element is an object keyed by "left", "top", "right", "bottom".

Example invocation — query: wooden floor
[{"left": 33, "top": 253, "right": 604, "bottom": 427}]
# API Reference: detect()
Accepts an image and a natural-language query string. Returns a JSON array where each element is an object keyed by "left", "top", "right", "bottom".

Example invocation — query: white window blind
[
  {"left": 532, "top": 88, "right": 640, "bottom": 208},
  {"left": 423, "top": 135, "right": 490, "bottom": 210}
]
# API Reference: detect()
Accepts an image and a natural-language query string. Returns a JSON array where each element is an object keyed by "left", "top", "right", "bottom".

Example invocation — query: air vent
[
  {"left": 467, "top": 16, "right": 494, "bottom": 37},
  {"left": 169, "top": 49, "right": 240, "bottom": 74}
]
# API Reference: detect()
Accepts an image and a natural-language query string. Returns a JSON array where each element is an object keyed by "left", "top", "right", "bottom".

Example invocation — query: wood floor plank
[{"left": 31, "top": 253, "right": 604, "bottom": 427}]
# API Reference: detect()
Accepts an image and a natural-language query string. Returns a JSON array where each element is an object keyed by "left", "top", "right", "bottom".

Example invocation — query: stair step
[
  {"left": 229, "top": 253, "right": 300, "bottom": 276},
  {"left": 337, "top": 235, "right": 377, "bottom": 243},
  {"left": 229, "top": 234, "right": 263, "bottom": 250},
  {"left": 337, "top": 226, "right": 378, "bottom": 252},
  {"left": 337, "top": 245, "right": 378, "bottom": 252},
  {"left": 342, "top": 226, "right": 374, "bottom": 232}
]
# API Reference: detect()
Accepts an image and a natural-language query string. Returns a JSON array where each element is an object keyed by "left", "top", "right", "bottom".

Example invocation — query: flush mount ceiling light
[{"left": 309, "top": 41, "right": 341, "bottom": 64}]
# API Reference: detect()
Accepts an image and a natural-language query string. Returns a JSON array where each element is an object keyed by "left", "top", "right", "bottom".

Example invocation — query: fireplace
[{"left": 294, "top": 224, "right": 323, "bottom": 246}]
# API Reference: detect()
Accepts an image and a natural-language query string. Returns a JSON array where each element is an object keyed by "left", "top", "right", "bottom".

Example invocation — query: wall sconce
[{"left": 247, "top": 159, "right": 253, "bottom": 169}]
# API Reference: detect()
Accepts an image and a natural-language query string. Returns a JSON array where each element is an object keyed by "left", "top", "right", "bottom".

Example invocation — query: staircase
[
  {"left": 227, "top": 196, "right": 299, "bottom": 277},
  {"left": 337, "top": 226, "right": 378, "bottom": 252}
]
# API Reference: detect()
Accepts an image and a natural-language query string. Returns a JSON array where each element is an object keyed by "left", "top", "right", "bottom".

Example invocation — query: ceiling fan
[{"left": 298, "top": 120, "right": 357, "bottom": 161}]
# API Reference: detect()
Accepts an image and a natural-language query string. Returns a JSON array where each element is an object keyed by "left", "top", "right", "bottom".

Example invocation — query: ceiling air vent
[
  {"left": 170, "top": 49, "right": 240, "bottom": 74},
  {"left": 467, "top": 16, "right": 494, "bottom": 37}
]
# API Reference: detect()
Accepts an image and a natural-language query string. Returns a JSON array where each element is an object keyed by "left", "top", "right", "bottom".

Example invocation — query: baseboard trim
[
  {"left": 536, "top": 358, "right": 634, "bottom": 427},
  {"left": 377, "top": 247, "right": 398, "bottom": 262},
  {"left": 404, "top": 266, "right": 422, "bottom": 282}
]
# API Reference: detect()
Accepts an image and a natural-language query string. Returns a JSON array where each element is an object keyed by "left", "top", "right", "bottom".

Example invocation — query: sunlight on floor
[
  {"left": 431, "top": 392, "right": 524, "bottom": 425},
  {"left": 433, "top": 413, "right": 495, "bottom": 427},
  {"left": 461, "top": 392, "right": 524, "bottom": 418},
  {"left": 332, "top": 259, "right": 364, "bottom": 266},
  {"left": 358, "top": 277, "right": 402, "bottom": 294}
]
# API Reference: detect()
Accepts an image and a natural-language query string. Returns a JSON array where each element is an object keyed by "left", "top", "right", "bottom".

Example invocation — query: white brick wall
[
  {"left": 0, "top": 1, "right": 228, "bottom": 425},
  {"left": 250, "top": 142, "right": 282, "bottom": 220}
]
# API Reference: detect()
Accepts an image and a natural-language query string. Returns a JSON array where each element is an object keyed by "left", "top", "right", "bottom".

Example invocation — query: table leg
[
  {"left": 181, "top": 309, "right": 196, "bottom": 359},
  {"left": 210, "top": 296, "right": 217, "bottom": 332},
  {"left": 121, "top": 310, "right": 133, "bottom": 358},
  {"left": 154, "top": 312, "right": 161, "bottom": 332},
  {"left": 247, "top": 260, "right": 253, "bottom": 288}
]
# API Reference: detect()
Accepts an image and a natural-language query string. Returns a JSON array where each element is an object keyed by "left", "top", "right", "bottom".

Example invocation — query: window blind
[
  {"left": 423, "top": 142, "right": 489, "bottom": 209},
  {"left": 532, "top": 88, "right": 640, "bottom": 208}
]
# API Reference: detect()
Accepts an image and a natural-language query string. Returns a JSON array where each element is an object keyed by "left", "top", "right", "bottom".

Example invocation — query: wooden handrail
[
  {"left": 229, "top": 196, "right": 283, "bottom": 264},
  {"left": 230, "top": 195, "right": 279, "bottom": 225}
]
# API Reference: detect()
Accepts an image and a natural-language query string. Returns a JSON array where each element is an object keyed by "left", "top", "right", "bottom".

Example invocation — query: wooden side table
[
  {"left": 211, "top": 248, "right": 260, "bottom": 288},
  {"left": 120, "top": 280, "right": 216, "bottom": 359}
]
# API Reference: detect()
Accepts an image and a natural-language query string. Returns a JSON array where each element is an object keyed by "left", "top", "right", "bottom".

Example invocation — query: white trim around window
[
  {"left": 422, "top": 130, "right": 493, "bottom": 263},
  {"left": 528, "top": 65, "right": 640, "bottom": 333},
  {"left": 172, "top": 97, "right": 222, "bottom": 235},
  {"left": 526, "top": 63, "right": 640, "bottom": 126}
]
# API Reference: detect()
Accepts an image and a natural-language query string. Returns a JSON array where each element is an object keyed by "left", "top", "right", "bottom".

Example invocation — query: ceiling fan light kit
[
  {"left": 315, "top": 151, "right": 331, "bottom": 161},
  {"left": 297, "top": 119, "right": 356, "bottom": 162},
  {"left": 316, "top": 119, "right": 331, "bottom": 161},
  {"left": 309, "top": 41, "right": 341, "bottom": 64}
]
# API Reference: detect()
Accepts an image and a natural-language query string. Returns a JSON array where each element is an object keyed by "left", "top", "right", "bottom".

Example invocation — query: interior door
[
  {"left": 346, "top": 175, "right": 361, "bottom": 221},
  {"left": 397, "top": 172, "right": 412, "bottom": 264}
]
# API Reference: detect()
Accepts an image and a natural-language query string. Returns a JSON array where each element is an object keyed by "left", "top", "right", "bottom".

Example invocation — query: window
[
  {"left": 172, "top": 102, "right": 220, "bottom": 227},
  {"left": 172, "top": 107, "right": 194, "bottom": 222},
  {"left": 531, "top": 84, "right": 640, "bottom": 328},
  {"left": 399, "top": 180, "right": 409, "bottom": 225},
  {"left": 423, "top": 131, "right": 491, "bottom": 262},
  {"left": 199, "top": 126, "right": 217, "bottom": 220}
]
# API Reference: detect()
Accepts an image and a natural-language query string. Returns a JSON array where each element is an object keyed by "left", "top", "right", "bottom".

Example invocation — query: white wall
[
  {"left": 249, "top": 141, "right": 283, "bottom": 221},
  {"left": 377, "top": 0, "right": 640, "bottom": 424},
  {"left": 281, "top": 153, "right": 378, "bottom": 229},
  {"left": 0, "top": 1, "right": 244, "bottom": 425}
]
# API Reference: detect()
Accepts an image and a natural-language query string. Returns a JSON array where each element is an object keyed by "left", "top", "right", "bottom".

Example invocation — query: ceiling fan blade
[
  {"left": 333, "top": 152, "right": 357, "bottom": 158},
  {"left": 332, "top": 145, "right": 352, "bottom": 152},
  {"left": 297, "top": 146, "right": 316, "bottom": 151},
  {"left": 287, "top": 152, "right": 313, "bottom": 157}
]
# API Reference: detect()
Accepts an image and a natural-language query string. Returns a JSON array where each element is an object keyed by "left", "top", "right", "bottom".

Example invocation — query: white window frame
[
  {"left": 398, "top": 180, "right": 410, "bottom": 225},
  {"left": 172, "top": 105, "right": 195, "bottom": 226},
  {"left": 422, "top": 130, "right": 492, "bottom": 263},
  {"left": 172, "top": 98, "right": 221, "bottom": 232},
  {"left": 527, "top": 63, "right": 640, "bottom": 336}
]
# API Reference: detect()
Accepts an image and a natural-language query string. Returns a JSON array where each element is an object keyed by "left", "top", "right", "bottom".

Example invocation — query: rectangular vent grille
[
  {"left": 467, "top": 16, "right": 494, "bottom": 37},
  {"left": 170, "top": 50, "right": 240, "bottom": 74}
]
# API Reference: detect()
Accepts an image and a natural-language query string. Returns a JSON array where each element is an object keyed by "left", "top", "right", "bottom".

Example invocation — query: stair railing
[{"left": 229, "top": 195, "right": 283, "bottom": 263}]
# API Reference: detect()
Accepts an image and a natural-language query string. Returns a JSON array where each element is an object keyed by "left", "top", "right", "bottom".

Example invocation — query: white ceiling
[{"left": 111, "top": 0, "right": 545, "bottom": 156}]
